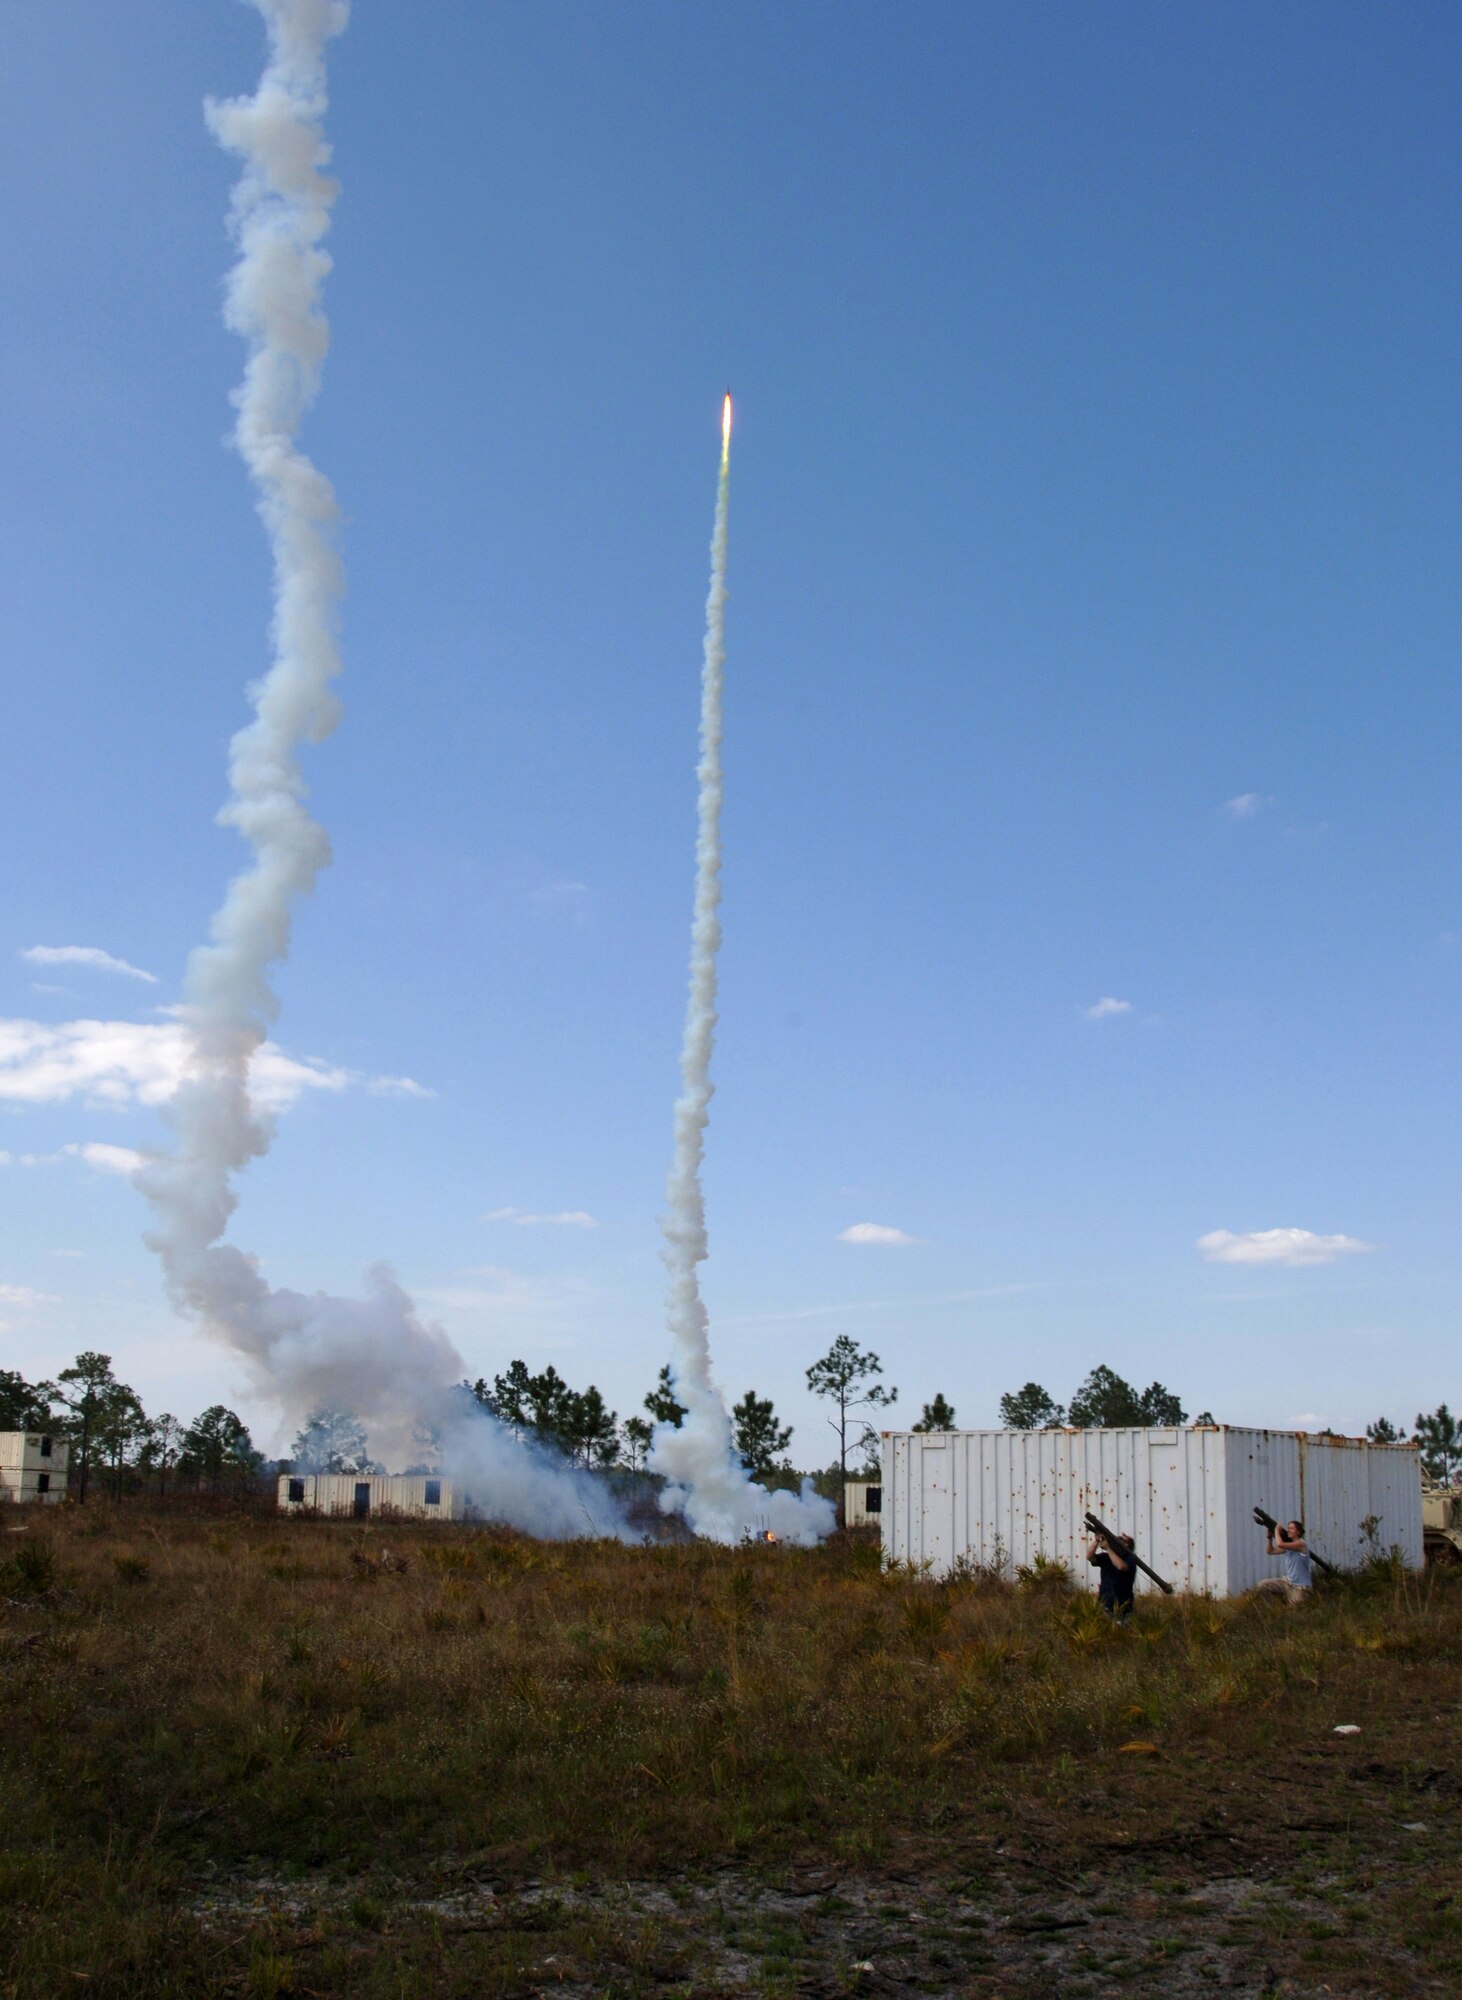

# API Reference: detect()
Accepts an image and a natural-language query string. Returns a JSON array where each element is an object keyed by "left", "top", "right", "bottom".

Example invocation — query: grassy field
[{"left": 2, "top": 1503, "right": 1459, "bottom": 1999}]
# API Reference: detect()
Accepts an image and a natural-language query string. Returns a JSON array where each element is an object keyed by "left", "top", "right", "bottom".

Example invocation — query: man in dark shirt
[{"left": 1086, "top": 1528, "right": 1136, "bottom": 1619}]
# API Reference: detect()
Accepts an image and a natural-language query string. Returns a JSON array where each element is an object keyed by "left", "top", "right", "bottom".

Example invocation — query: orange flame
[{"left": 722, "top": 392, "right": 732, "bottom": 454}]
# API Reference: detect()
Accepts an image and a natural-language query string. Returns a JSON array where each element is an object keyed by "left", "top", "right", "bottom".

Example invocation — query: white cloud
[
  {"left": 10, "top": 1142, "right": 148, "bottom": 1175},
  {"left": 838, "top": 1222, "right": 924, "bottom": 1246},
  {"left": 1223, "top": 793, "right": 1264, "bottom": 820},
  {"left": 367, "top": 1075, "right": 436, "bottom": 1100},
  {"left": 1086, "top": 997, "right": 1132, "bottom": 1020},
  {"left": 1197, "top": 1228, "right": 1375, "bottom": 1268},
  {"left": 484, "top": 1206, "right": 600, "bottom": 1229},
  {"left": 1294, "top": 1412, "right": 1329, "bottom": 1430},
  {"left": 0, "top": 1283, "right": 57, "bottom": 1307},
  {"left": 61, "top": 1142, "right": 148, "bottom": 1178},
  {"left": 0, "top": 1018, "right": 429, "bottom": 1114},
  {"left": 21, "top": 945, "right": 157, "bottom": 984}
]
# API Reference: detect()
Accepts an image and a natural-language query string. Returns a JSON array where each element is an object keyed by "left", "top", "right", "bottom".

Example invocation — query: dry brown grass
[{"left": 2, "top": 1504, "right": 1459, "bottom": 1997}]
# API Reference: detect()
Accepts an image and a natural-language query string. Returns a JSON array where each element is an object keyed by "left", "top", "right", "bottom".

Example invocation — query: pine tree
[
  {"left": 806, "top": 1337, "right": 896, "bottom": 1523},
  {"left": 1136, "top": 1381, "right": 1187, "bottom": 1425},
  {"left": 289, "top": 1407, "right": 376, "bottom": 1478},
  {"left": 0, "top": 1369, "right": 56, "bottom": 1431},
  {"left": 1062, "top": 1367, "right": 1189, "bottom": 1428},
  {"left": 182, "top": 1406, "right": 263, "bottom": 1492},
  {"left": 523, "top": 1366, "right": 577, "bottom": 1448},
  {"left": 644, "top": 1364, "right": 687, "bottom": 1429},
  {"left": 140, "top": 1413, "right": 184, "bottom": 1495},
  {"left": 998, "top": 1382, "right": 1065, "bottom": 1429},
  {"left": 1415, "top": 1404, "right": 1462, "bottom": 1484},
  {"left": 913, "top": 1392, "right": 957, "bottom": 1432},
  {"left": 565, "top": 1385, "right": 620, "bottom": 1468},
  {"left": 484, "top": 1361, "right": 535, "bottom": 1438},
  {"left": 56, "top": 1351, "right": 122, "bottom": 1503},
  {"left": 621, "top": 1415, "right": 654, "bottom": 1470},
  {"left": 97, "top": 1384, "right": 149, "bottom": 1498},
  {"left": 731, "top": 1390, "right": 793, "bottom": 1477},
  {"left": 1067, "top": 1366, "right": 1141, "bottom": 1426}
]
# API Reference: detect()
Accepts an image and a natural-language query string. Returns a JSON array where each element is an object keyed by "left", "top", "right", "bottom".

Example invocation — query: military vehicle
[{"left": 1422, "top": 1485, "right": 1462, "bottom": 1564}]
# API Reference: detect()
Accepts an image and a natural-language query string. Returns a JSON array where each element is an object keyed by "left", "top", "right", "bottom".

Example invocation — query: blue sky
[{"left": 2, "top": 1, "right": 1458, "bottom": 1454}]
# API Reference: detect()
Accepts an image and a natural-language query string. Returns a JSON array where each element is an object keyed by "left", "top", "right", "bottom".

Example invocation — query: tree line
[
  {"left": 292, "top": 1340, "right": 904, "bottom": 1497},
  {"left": 9, "top": 1344, "right": 1457, "bottom": 1500},
  {"left": 1366, "top": 1406, "right": 1462, "bottom": 1485},
  {"left": 460, "top": 1361, "right": 798, "bottom": 1479},
  {"left": 0, "top": 1335, "right": 902, "bottom": 1510},
  {"left": 995, "top": 1365, "right": 1462, "bottom": 1485},
  {"left": 0, "top": 1341, "right": 854, "bottom": 1499},
  {"left": 997, "top": 1365, "right": 1213, "bottom": 1432},
  {"left": 0, "top": 1355, "right": 262, "bottom": 1501}
]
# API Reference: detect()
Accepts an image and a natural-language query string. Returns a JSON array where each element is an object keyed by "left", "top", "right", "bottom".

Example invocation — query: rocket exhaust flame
[
  {"left": 648, "top": 400, "right": 834, "bottom": 1548},
  {"left": 133, "top": 0, "right": 627, "bottom": 1541}
]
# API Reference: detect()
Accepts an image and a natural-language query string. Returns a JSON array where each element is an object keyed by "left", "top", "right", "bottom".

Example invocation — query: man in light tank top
[{"left": 1256, "top": 1519, "right": 1313, "bottom": 1605}]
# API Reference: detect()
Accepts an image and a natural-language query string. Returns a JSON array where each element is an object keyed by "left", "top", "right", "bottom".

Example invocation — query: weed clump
[
  {"left": 1015, "top": 1551, "right": 1072, "bottom": 1593},
  {"left": 0, "top": 1540, "right": 56, "bottom": 1597}
]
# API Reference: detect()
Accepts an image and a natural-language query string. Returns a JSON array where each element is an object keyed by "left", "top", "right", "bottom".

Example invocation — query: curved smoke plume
[
  {"left": 649, "top": 409, "right": 835, "bottom": 1548},
  {"left": 136, "top": 0, "right": 625, "bottom": 1540}
]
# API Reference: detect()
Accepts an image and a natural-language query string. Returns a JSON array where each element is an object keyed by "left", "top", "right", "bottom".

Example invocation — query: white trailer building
[
  {"left": 0, "top": 1430, "right": 68, "bottom": 1506},
  {"left": 880, "top": 1425, "right": 1422, "bottom": 1595},
  {"left": 844, "top": 1478, "right": 883, "bottom": 1529},
  {"left": 277, "top": 1472, "right": 465, "bottom": 1521}
]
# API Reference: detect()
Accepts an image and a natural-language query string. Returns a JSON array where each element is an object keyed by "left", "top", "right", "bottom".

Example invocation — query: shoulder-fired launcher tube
[{"left": 1253, "top": 1504, "right": 1337, "bottom": 1576}]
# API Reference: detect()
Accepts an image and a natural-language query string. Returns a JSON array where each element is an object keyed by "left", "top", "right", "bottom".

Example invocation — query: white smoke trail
[
  {"left": 135, "top": 0, "right": 626, "bottom": 1540},
  {"left": 649, "top": 405, "right": 835, "bottom": 1548}
]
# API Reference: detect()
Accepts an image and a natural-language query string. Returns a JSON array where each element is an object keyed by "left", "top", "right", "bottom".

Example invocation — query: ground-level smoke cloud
[
  {"left": 134, "top": 0, "right": 625, "bottom": 1541},
  {"left": 649, "top": 406, "right": 835, "bottom": 1548}
]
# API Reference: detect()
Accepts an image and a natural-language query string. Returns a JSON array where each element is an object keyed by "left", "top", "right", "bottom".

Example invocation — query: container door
[
  {"left": 884, "top": 1435, "right": 906, "bottom": 1564},
  {"left": 353, "top": 1482, "right": 370, "bottom": 1520},
  {"left": 921, "top": 1439, "right": 952, "bottom": 1577},
  {"left": 1145, "top": 1432, "right": 1187, "bottom": 1591}
]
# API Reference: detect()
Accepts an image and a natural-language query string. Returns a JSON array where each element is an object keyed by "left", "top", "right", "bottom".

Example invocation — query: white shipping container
[
  {"left": 844, "top": 1479, "right": 883, "bottom": 1530},
  {"left": 0, "top": 1430, "right": 69, "bottom": 1505},
  {"left": 278, "top": 1472, "right": 465, "bottom": 1521},
  {"left": 880, "top": 1426, "right": 1422, "bottom": 1595}
]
